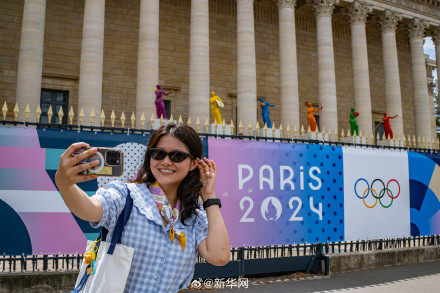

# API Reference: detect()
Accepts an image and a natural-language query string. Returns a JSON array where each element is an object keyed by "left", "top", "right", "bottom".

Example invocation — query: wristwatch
[{"left": 203, "top": 198, "right": 222, "bottom": 209}]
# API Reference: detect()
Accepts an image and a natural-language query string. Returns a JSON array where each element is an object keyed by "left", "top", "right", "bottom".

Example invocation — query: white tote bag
[{"left": 72, "top": 188, "right": 134, "bottom": 293}]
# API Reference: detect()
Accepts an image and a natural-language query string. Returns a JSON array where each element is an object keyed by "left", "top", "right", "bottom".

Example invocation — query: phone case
[{"left": 75, "top": 147, "right": 124, "bottom": 177}]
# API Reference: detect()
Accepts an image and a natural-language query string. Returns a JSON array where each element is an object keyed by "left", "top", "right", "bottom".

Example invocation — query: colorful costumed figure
[
  {"left": 260, "top": 98, "right": 274, "bottom": 128},
  {"left": 209, "top": 91, "right": 224, "bottom": 124},
  {"left": 307, "top": 102, "right": 323, "bottom": 132},
  {"left": 155, "top": 84, "right": 172, "bottom": 119},
  {"left": 382, "top": 113, "right": 398, "bottom": 139},
  {"left": 350, "top": 107, "right": 359, "bottom": 136}
]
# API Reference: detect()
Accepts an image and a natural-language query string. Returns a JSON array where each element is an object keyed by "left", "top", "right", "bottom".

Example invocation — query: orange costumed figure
[
  {"left": 307, "top": 102, "right": 323, "bottom": 132},
  {"left": 382, "top": 113, "right": 398, "bottom": 139}
]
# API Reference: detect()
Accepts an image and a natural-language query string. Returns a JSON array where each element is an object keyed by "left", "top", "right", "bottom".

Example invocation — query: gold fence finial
[
  {"left": 222, "top": 119, "right": 226, "bottom": 135},
  {"left": 300, "top": 124, "right": 305, "bottom": 139},
  {"left": 204, "top": 117, "right": 209, "bottom": 133},
  {"left": 307, "top": 125, "right": 311, "bottom": 135},
  {"left": 178, "top": 115, "right": 183, "bottom": 124},
  {"left": 239, "top": 120, "right": 243, "bottom": 135},
  {"left": 2, "top": 101, "right": 7, "bottom": 120},
  {"left": 247, "top": 121, "right": 252, "bottom": 135},
  {"left": 58, "top": 106, "right": 64, "bottom": 125},
  {"left": 47, "top": 105, "right": 53, "bottom": 124},
  {"left": 417, "top": 136, "right": 421, "bottom": 148},
  {"left": 24, "top": 104, "right": 30, "bottom": 122},
  {"left": 159, "top": 115, "right": 164, "bottom": 126},
  {"left": 69, "top": 107, "right": 74, "bottom": 125},
  {"left": 187, "top": 116, "right": 192, "bottom": 128},
  {"left": 341, "top": 129, "right": 345, "bottom": 141},
  {"left": 36, "top": 105, "right": 42, "bottom": 123},
  {"left": 422, "top": 136, "right": 426, "bottom": 149},
  {"left": 403, "top": 134, "right": 407, "bottom": 147},
  {"left": 382, "top": 133, "right": 386, "bottom": 147},
  {"left": 150, "top": 113, "right": 155, "bottom": 129},
  {"left": 111, "top": 110, "right": 116, "bottom": 128},
  {"left": 286, "top": 124, "right": 291, "bottom": 139},
  {"left": 140, "top": 113, "right": 146, "bottom": 129},
  {"left": 328, "top": 128, "right": 333, "bottom": 142},
  {"left": 230, "top": 119, "right": 235, "bottom": 135},
  {"left": 121, "top": 112, "right": 126, "bottom": 128},
  {"left": 272, "top": 122, "right": 276, "bottom": 138},
  {"left": 334, "top": 128, "right": 338, "bottom": 142},
  {"left": 169, "top": 114, "right": 174, "bottom": 123},
  {"left": 196, "top": 117, "right": 201, "bottom": 133},
  {"left": 131, "top": 112, "right": 136, "bottom": 129},
  {"left": 90, "top": 108, "right": 95, "bottom": 126},
  {"left": 279, "top": 123, "right": 283, "bottom": 138},
  {"left": 100, "top": 109, "right": 105, "bottom": 127},
  {"left": 79, "top": 108, "right": 85, "bottom": 126},
  {"left": 257, "top": 121, "right": 262, "bottom": 136},
  {"left": 13, "top": 103, "right": 19, "bottom": 122}
]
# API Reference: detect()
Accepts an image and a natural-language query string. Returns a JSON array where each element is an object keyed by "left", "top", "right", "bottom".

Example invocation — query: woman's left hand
[{"left": 197, "top": 157, "right": 217, "bottom": 201}]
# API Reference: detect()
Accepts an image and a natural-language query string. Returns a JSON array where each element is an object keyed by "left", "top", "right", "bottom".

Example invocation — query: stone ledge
[{"left": 329, "top": 245, "right": 440, "bottom": 274}]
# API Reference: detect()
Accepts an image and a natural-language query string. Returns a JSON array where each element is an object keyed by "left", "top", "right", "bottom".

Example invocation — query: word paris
[
  {"left": 239, "top": 164, "right": 322, "bottom": 191},
  {"left": 190, "top": 278, "right": 249, "bottom": 289}
]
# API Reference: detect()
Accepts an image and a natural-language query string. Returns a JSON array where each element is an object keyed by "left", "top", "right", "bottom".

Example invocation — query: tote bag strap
[{"left": 71, "top": 184, "right": 133, "bottom": 293}]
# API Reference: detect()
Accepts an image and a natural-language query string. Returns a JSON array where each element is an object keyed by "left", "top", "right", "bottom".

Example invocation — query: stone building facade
[{"left": 0, "top": 0, "right": 439, "bottom": 138}]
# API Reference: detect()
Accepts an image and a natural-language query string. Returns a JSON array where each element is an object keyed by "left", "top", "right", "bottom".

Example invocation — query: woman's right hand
[{"left": 55, "top": 142, "right": 100, "bottom": 189}]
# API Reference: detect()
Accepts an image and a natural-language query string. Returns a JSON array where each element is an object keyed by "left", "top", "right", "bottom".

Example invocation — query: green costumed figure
[{"left": 350, "top": 108, "right": 359, "bottom": 136}]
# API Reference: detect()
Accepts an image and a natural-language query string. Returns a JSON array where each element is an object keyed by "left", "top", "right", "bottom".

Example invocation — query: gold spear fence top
[{"left": 1, "top": 103, "right": 438, "bottom": 150}]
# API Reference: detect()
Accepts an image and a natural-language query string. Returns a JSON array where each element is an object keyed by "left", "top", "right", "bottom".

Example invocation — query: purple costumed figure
[{"left": 155, "top": 85, "right": 172, "bottom": 119}]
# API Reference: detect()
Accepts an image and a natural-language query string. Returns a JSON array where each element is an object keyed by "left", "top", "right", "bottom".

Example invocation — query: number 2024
[{"left": 239, "top": 196, "right": 322, "bottom": 223}]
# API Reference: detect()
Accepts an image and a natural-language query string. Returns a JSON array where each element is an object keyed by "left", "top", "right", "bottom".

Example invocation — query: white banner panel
[{"left": 343, "top": 147, "right": 410, "bottom": 240}]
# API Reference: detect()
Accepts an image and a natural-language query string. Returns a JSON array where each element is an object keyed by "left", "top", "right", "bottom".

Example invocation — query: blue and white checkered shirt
[{"left": 91, "top": 180, "right": 208, "bottom": 293}]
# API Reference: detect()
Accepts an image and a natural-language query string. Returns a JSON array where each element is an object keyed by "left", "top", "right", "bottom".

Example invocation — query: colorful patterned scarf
[{"left": 149, "top": 182, "right": 186, "bottom": 251}]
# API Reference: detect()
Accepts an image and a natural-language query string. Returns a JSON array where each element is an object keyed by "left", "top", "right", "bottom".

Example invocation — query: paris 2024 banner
[{"left": 0, "top": 126, "right": 439, "bottom": 254}]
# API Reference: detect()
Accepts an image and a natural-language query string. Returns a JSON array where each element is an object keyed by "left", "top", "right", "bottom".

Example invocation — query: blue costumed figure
[{"left": 260, "top": 97, "right": 274, "bottom": 128}]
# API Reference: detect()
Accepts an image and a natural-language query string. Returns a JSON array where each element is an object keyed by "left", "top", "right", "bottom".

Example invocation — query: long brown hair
[{"left": 131, "top": 123, "right": 203, "bottom": 224}]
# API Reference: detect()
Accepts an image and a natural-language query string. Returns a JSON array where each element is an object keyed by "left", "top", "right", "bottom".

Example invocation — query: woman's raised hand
[
  {"left": 196, "top": 157, "right": 217, "bottom": 201},
  {"left": 55, "top": 142, "right": 100, "bottom": 189}
]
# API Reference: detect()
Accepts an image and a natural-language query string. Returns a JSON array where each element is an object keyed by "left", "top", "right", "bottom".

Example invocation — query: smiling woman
[{"left": 55, "top": 123, "right": 230, "bottom": 292}]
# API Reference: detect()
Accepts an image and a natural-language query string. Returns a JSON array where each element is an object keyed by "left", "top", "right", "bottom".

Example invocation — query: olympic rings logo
[{"left": 354, "top": 178, "right": 400, "bottom": 208}]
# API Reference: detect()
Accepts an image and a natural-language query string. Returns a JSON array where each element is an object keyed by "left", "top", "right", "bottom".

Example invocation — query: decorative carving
[
  {"left": 407, "top": 18, "right": 428, "bottom": 40},
  {"left": 309, "top": 0, "right": 336, "bottom": 17},
  {"left": 277, "top": 0, "right": 296, "bottom": 9},
  {"left": 431, "top": 27, "right": 440, "bottom": 46},
  {"left": 346, "top": 1, "right": 371, "bottom": 25},
  {"left": 379, "top": 9, "right": 401, "bottom": 32}
]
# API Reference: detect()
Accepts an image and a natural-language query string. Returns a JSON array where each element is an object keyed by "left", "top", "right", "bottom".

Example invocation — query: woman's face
[{"left": 149, "top": 134, "right": 197, "bottom": 190}]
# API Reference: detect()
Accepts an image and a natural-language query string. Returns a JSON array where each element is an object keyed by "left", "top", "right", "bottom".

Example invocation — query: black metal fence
[{"left": 2, "top": 236, "right": 439, "bottom": 276}]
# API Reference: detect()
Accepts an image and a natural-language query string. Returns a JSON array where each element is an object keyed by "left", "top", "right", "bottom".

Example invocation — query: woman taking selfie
[{"left": 55, "top": 123, "right": 230, "bottom": 292}]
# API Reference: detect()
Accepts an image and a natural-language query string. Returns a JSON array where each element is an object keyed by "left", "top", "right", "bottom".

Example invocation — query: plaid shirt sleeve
[
  {"left": 195, "top": 207, "right": 208, "bottom": 248},
  {"left": 90, "top": 180, "right": 128, "bottom": 233}
]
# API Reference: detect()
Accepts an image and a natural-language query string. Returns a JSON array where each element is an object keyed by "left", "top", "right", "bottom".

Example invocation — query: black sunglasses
[{"left": 148, "top": 148, "right": 194, "bottom": 163}]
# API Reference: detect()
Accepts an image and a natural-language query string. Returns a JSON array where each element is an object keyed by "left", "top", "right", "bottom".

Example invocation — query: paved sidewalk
[{"left": 186, "top": 261, "right": 440, "bottom": 292}]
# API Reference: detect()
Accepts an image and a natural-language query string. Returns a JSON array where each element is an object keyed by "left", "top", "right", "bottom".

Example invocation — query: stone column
[
  {"left": 237, "top": 0, "right": 257, "bottom": 134},
  {"left": 277, "top": 0, "right": 300, "bottom": 129},
  {"left": 432, "top": 27, "right": 440, "bottom": 94},
  {"left": 78, "top": 0, "right": 105, "bottom": 126},
  {"left": 347, "top": 1, "right": 372, "bottom": 134},
  {"left": 15, "top": 0, "right": 46, "bottom": 122},
  {"left": 189, "top": 0, "right": 210, "bottom": 121},
  {"left": 136, "top": 0, "right": 159, "bottom": 128},
  {"left": 379, "top": 10, "right": 404, "bottom": 136},
  {"left": 311, "top": 0, "right": 338, "bottom": 131},
  {"left": 408, "top": 18, "right": 431, "bottom": 139}
]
